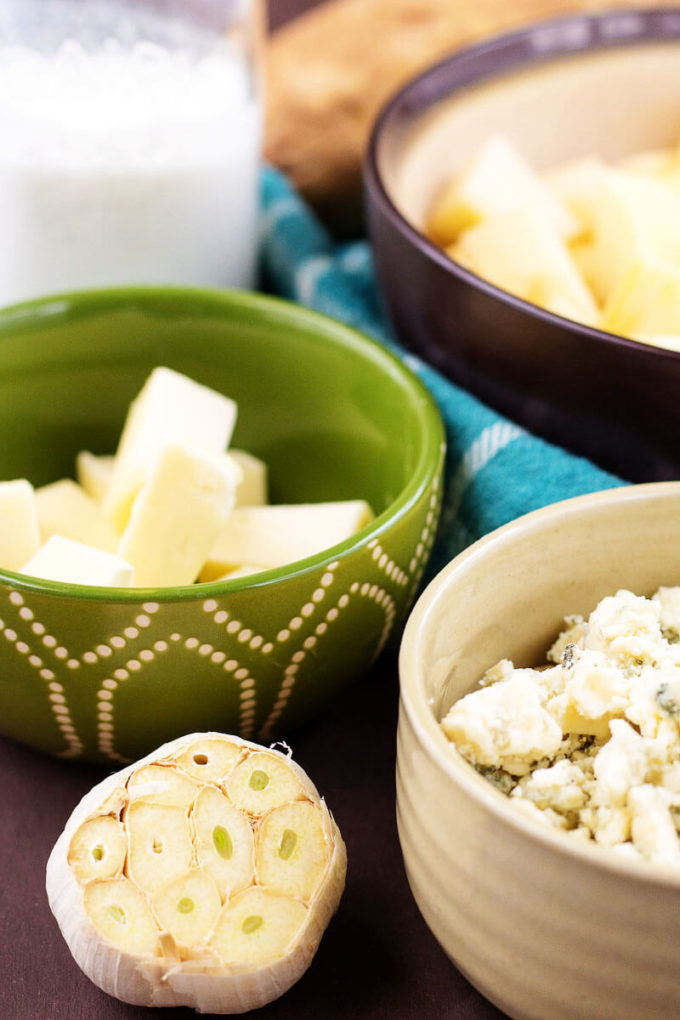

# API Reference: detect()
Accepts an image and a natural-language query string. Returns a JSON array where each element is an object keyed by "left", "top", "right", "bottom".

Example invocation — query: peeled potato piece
[
  {"left": 428, "top": 134, "right": 577, "bottom": 245},
  {"left": 46, "top": 732, "right": 346, "bottom": 1013}
]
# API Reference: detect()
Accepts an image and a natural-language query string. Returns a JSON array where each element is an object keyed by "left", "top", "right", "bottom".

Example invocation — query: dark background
[
  {"left": 1, "top": 3, "right": 506, "bottom": 1019},
  {"left": 268, "top": 1, "right": 316, "bottom": 30}
]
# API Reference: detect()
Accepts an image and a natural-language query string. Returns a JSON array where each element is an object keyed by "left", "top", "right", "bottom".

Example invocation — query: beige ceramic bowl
[{"left": 398, "top": 482, "right": 680, "bottom": 1020}]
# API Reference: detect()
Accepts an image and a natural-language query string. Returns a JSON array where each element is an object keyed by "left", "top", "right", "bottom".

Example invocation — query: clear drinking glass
[{"left": 0, "top": 0, "right": 264, "bottom": 305}]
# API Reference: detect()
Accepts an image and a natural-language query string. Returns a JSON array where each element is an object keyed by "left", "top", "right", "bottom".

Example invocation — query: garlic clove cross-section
[
  {"left": 192, "top": 785, "right": 256, "bottom": 898},
  {"left": 68, "top": 815, "right": 127, "bottom": 883},
  {"left": 224, "top": 749, "right": 308, "bottom": 815},
  {"left": 46, "top": 732, "right": 346, "bottom": 1013}
]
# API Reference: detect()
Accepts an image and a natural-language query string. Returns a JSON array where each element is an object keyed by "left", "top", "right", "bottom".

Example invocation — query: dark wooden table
[{"left": 0, "top": 3, "right": 506, "bottom": 1019}]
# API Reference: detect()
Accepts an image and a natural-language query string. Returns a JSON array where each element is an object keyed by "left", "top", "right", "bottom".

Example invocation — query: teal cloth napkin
[{"left": 258, "top": 166, "right": 625, "bottom": 579}]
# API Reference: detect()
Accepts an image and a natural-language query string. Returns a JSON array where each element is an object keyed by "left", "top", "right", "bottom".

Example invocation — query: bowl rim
[
  {"left": 363, "top": 5, "right": 680, "bottom": 363},
  {"left": 398, "top": 479, "right": 680, "bottom": 888},
  {"left": 0, "top": 284, "right": 445, "bottom": 602}
]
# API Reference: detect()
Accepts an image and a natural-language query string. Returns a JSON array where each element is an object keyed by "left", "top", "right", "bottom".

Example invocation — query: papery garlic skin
[{"left": 46, "top": 732, "right": 347, "bottom": 1014}]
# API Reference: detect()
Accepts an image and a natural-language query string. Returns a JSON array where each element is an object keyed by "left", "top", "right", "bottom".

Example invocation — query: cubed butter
[
  {"left": 0, "top": 479, "right": 40, "bottom": 571},
  {"left": 211, "top": 564, "right": 270, "bottom": 581},
  {"left": 22, "top": 535, "right": 135, "bottom": 586},
  {"left": 201, "top": 500, "right": 374, "bottom": 580},
  {"left": 36, "top": 478, "right": 119, "bottom": 552},
  {"left": 76, "top": 451, "right": 115, "bottom": 504},
  {"left": 104, "top": 367, "right": 237, "bottom": 531},
  {"left": 117, "top": 444, "right": 241, "bottom": 588},
  {"left": 229, "top": 450, "right": 268, "bottom": 507}
]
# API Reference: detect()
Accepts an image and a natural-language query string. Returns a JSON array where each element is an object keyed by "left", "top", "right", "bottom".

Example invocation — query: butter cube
[
  {"left": 212, "top": 564, "right": 269, "bottom": 581},
  {"left": 22, "top": 535, "right": 135, "bottom": 587},
  {"left": 36, "top": 479, "right": 119, "bottom": 552},
  {"left": 76, "top": 451, "right": 115, "bottom": 504},
  {"left": 229, "top": 450, "right": 268, "bottom": 506},
  {"left": 117, "top": 444, "right": 241, "bottom": 588},
  {"left": 105, "top": 367, "right": 237, "bottom": 531},
  {"left": 201, "top": 500, "right": 374, "bottom": 580},
  {"left": 0, "top": 479, "right": 40, "bottom": 571}
]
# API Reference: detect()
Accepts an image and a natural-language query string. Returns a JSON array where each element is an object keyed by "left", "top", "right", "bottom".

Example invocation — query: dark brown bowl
[{"left": 364, "top": 7, "right": 680, "bottom": 482}]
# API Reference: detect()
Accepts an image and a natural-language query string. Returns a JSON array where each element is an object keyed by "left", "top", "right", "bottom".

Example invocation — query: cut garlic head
[{"left": 46, "top": 732, "right": 347, "bottom": 1013}]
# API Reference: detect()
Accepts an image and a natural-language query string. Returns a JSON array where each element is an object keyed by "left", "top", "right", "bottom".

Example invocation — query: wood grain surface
[{"left": 265, "top": 0, "right": 680, "bottom": 233}]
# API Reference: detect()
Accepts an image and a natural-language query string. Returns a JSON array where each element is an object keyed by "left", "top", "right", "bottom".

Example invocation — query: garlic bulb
[{"left": 46, "top": 732, "right": 347, "bottom": 1013}]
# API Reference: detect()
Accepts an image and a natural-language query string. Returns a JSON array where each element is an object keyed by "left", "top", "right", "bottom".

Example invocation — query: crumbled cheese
[
  {"left": 592, "top": 720, "right": 647, "bottom": 807},
  {"left": 512, "top": 759, "right": 588, "bottom": 813},
  {"left": 548, "top": 614, "right": 587, "bottom": 662},
  {"left": 629, "top": 785, "right": 680, "bottom": 867},
  {"left": 440, "top": 673, "right": 562, "bottom": 776},
  {"left": 441, "top": 586, "right": 680, "bottom": 870},
  {"left": 584, "top": 590, "right": 664, "bottom": 667},
  {"left": 653, "top": 587, "right": 680, "bottom": 641}
]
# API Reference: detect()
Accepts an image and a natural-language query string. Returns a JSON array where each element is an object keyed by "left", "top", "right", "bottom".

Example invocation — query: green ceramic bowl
[{"left": 0, "top": 287, "right": 444, "bottom": 764}]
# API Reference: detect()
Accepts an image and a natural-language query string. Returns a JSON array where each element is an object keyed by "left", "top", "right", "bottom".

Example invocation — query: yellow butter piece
[
  {"left": 210, "top": 564, "right": 269, "bottom": 582},
  {"left": 36, "top": 478, "right": 119, "bottom": 552},
  {"left": 229, "top": 450, "right": 268, "bottom": 507},
  {"left": 201, "top": 499, "right": 374, "bottom": 579},
  {"left": 0, "top": 478, "right": 40, "bottom": 571},
  {"left": 104, "top": 367, "right": 237, "bottom": 532},
  {"left": 117, "top": 444, "right": 241, "bottom": 588},
  {"left": 76, "top": 451, "right": 115, "bottom": 504},
  {"left": 22, "top": 535, "right": 135, "bottom": 586}
]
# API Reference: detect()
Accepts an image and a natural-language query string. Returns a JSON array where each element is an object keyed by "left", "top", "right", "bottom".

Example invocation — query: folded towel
[{"left": 259, "top": 166, "right": 625, "bottom": 579}]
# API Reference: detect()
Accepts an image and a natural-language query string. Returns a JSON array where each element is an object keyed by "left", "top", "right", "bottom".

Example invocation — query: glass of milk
[{"left": 0, "top": 0, "right": 264, "bottom": 305}]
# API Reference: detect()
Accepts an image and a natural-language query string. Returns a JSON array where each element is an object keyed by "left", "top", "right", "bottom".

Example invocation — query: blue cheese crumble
[{"left": 440, "top": 587, "right": 680, "bottom": 869}]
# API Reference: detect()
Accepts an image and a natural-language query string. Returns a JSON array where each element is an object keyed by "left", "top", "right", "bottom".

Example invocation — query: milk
[{"left": 0, "top": 34, "right": 261, "bottom": 305}]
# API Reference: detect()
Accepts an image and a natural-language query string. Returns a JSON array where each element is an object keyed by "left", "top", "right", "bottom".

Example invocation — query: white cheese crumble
[{"left": 440, "top": 587, "right": 680, "bottom": 869}]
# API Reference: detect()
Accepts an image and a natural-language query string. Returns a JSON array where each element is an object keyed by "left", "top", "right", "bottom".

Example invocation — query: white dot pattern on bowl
[
  {"left": 0, "top": 472, "right": 443, "bottom": 762},
  {"left": 2, "top": 592, "right": 84, "bottom": 757}
]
